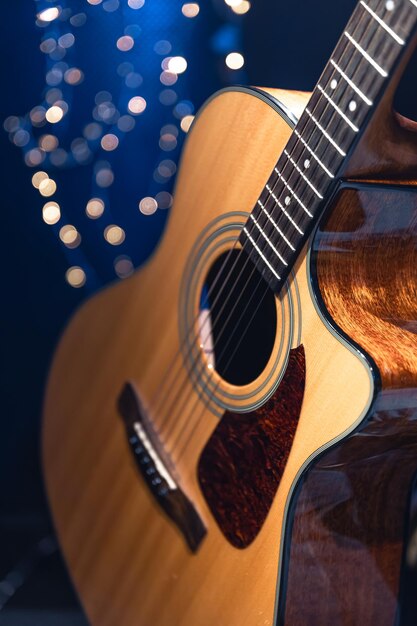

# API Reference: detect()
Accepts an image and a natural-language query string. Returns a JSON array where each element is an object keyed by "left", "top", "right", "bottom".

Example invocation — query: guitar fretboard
[{"left": 240, "top": 0, "right": 417, "bottom": 293}]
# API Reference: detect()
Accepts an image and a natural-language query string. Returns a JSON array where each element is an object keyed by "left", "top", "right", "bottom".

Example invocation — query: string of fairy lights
[{"left": 3, "top": 0, "right": 250, "bottom": 291}]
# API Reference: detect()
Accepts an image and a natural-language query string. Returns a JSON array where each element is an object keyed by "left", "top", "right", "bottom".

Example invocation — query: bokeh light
[
  {"left": 139, "top": 197, "right": 157, "bottom": 215},
  {"left": 59, "top": 225, "right": 81, "bottom": 248},
  {"left": 127, "top": 0, "right": 145, "bottom": 8},
  {"left": 37, "top": 7, "right": 61, "bottom": 23},
  {"left": 42, "top": 201, "right": 61, "bottom": 225},
  {"left": 45, "top": 106, "right": 64, "bottom": 124},
  {"left": 127, "top": 96, "right": 147, "bottom": 114},
  {"left": 39, "top": 178, "right": 57, "bottom": 197},
  {"left": 65, "top": 266, "right": 86, "bottom": 288},
  {"left": 180, "top": 114, "right": 194, "bottom": 132},
  {"left": 167, "top": 56, "right": 187, "bottom": 74},
  {"left": 230, "top": 0, "right": 251, "bottom": 14},
  {"left": 86, "top": 198, "right": 105, "bottom": 219},
  {"left": 114, "top": 254, "right": 134, "bottom": 278},
  {"left": 225, "top": 52, "right": 244, "bottom": 69},
  {"left": 32, "top": 171, "right": 49, "bottom": 189},
  {"left": 101, "top": 134, "right": 119, "bottom": 151},
  {"left": 104, "top": 225, "right": 125, "bottom": 245},
  {"left": 4, "top": 0, "right": 247, "bottom": 288},
  {"left": 117, "top": 35, "right": 135, "bottom": 51},
  {"left": 182, "top": 3, "right": 200, "bottom": 18}
]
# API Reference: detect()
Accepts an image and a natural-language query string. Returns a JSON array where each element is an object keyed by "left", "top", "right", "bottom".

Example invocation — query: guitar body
[{"left": 43, "top": 86, "right": 417, "bottom": 625}]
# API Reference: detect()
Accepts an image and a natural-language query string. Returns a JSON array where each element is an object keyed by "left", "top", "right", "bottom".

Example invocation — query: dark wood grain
[
  {"left": 278, "top": 184, "right": 417, "bottom": 626},
  {"left": 198, "top": 346, "right": 306, "bottom": 548}
]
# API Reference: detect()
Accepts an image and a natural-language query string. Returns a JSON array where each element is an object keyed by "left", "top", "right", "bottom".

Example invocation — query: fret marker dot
[
  {"left": 349, "top": 100, "right": 357, "bottom": 112},
  {"left": 304, "top": 159, "right": 310, "bottom": 169},
  {"left": 385, "top": 0, "right": 394, "bottom": 10},
  {"left": 285, "top": 196, "right": 291, "bottom": 206},
  {"left": 330, "top": 79, "right": 338, "bottom": 90}
]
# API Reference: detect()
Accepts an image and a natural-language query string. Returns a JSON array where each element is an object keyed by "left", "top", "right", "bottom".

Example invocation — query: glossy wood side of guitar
[
  {"left": 42, "top": 85, "right": 416, "bottom": 626},
  {"left": 280, "top": 184, "right": 417, "bottom": 626}
]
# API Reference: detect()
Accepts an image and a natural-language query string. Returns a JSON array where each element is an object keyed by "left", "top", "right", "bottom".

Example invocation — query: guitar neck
[{"left": 240, "top": 0, "right": 417, "bottom": 293}]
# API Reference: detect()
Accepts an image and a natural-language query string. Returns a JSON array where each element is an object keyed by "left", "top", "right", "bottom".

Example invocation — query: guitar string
[
  {"left": 174, "top": 10, "right": 412, "bottom": 463},
  {"left": 153, "top": 0, "right": 412, "bottom": 441},
  {"left": 154, "top": 64, "right": 340, "bottom": 442},
  {"left": 154, "top": 2, "right": 378, "bottom": 447},
  {"left": 149, "top": 237, "right": 242, "bottom": 428},
  {"left": 175, "top": 284, "right": 271, "bottom": 461},
  {"left": 148, "top": 1, "right": 397, "bottom": 451},
  {"left": 167, "top": 5, "right": 395, "bottom": 459},
  {"left": 171, "top": 279, "right": 271, "bottom": 456},
  {"left": 158, "top": 8, "right": 372, "bottom": 451},
  {"left": 150, "top": 9, "right": 366, "bottom": 438}
]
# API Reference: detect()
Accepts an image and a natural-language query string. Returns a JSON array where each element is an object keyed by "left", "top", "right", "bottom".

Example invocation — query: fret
[
  {"left": 304, "top": 108, "right": 347, "bottom": 156},
  {"left": 329, "top": 59, "right": 373, "bottom": 105},
  {"left": 240, "top": 0, "right": 417, "bottom": 293},
  {"left": 318, "top": 82, "right": 363, "bottom": 135},
  {"left": 283, "top": 150, "right": 324, "bottom": 198},
  {"left": 249, "top": 215, "right": 288, "bottom": 266},
  {"left": 256, "top": 200, "right": 296, "bottom": 251},
  {"left": 265, "top": 184, "right": 304, "bottom": 235},
  {"left": 286, "top": 129, "right": 338, "bottom": 195},
  {"left": 291, "top": 107, "right": 344, "bottom": 176},
  {"left": 242, "top": 228, "right": 281, "bottom": 282},
  {"left": 360, "top": 1, "right": 405, "bottom": 44},
  {"left": 344, "top": 31, "right": 389, "bottom": 76},
  {"left": 293, "top": 130, "right": 335, "bottom": 178},
  {"left": 317, "top": 84, "right": 360, "bottom": 132},
  {"left": 283, "top": 137, "right": 336, "bottom": 209},
  {"left": 273, "top": 168, "right": 314, "bottom": 217}
]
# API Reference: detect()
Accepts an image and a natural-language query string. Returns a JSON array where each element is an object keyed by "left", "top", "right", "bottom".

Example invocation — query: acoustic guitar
[{"left": 43, "top": 1, "right": 417, "bottom": 624}]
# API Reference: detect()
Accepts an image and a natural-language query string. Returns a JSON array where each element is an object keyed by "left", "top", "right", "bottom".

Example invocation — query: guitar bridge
[{"left": 117, "top": 382, "right": 206, "bottom": 552}]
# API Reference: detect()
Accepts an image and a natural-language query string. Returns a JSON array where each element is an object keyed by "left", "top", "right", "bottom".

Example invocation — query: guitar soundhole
[{"left": 201, "top": 249, "right": 277, "bottom": 386}]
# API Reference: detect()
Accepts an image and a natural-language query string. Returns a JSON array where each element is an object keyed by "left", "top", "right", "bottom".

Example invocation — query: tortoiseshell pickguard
[{"left": 197, "top": 345, "right": 306, "bottom": 548}]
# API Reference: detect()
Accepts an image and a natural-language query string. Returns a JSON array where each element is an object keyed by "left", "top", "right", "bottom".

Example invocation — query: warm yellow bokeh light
[
  {"left": 39, "top": 178, "right": 57, "bottom": 197},
  {"left": 46, "top": 106, "right": 64, "bottom": 124},
  {"left": 60, "top": 225, "right": 81, "bottom": 248},
  {"left": 182, "top": 3, "right": 200, "bottom": 17},
  {"left": 42, "top": 201, "right": 61, "bottom": 225},
  {"left": 32, "top": 171, "right": 49, "bottom": 189},
  {"left": 39, "top": 135, "right": 59, "bottom": 152},
  {"left": 128, "top": 96, "right": 147, "bottom": 115},
  {"left": 66, "top": 266, "right": 86, "bottom": 288},
  {"left": 104, "top": 225, "right": 125, "bottom": 245},
  {"left": 181, "top": 115, "right": 195, "bottom": 133},
  {"left": 139, "top": 197, "right": 158, "bottom": 215},
  {"left": 86, "top": 198, "right": 105, "bottom": 219},
  {"left": 231, "top": 0, "right": 251, "bottom": 13},
  {"left": 180, "top": 115, "right": 195, "bottom": 132}
]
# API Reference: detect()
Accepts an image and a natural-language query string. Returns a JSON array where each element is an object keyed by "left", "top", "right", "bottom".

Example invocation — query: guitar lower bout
[{"left": 43, "top": 86, "right": 377, "bottom": 626}]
